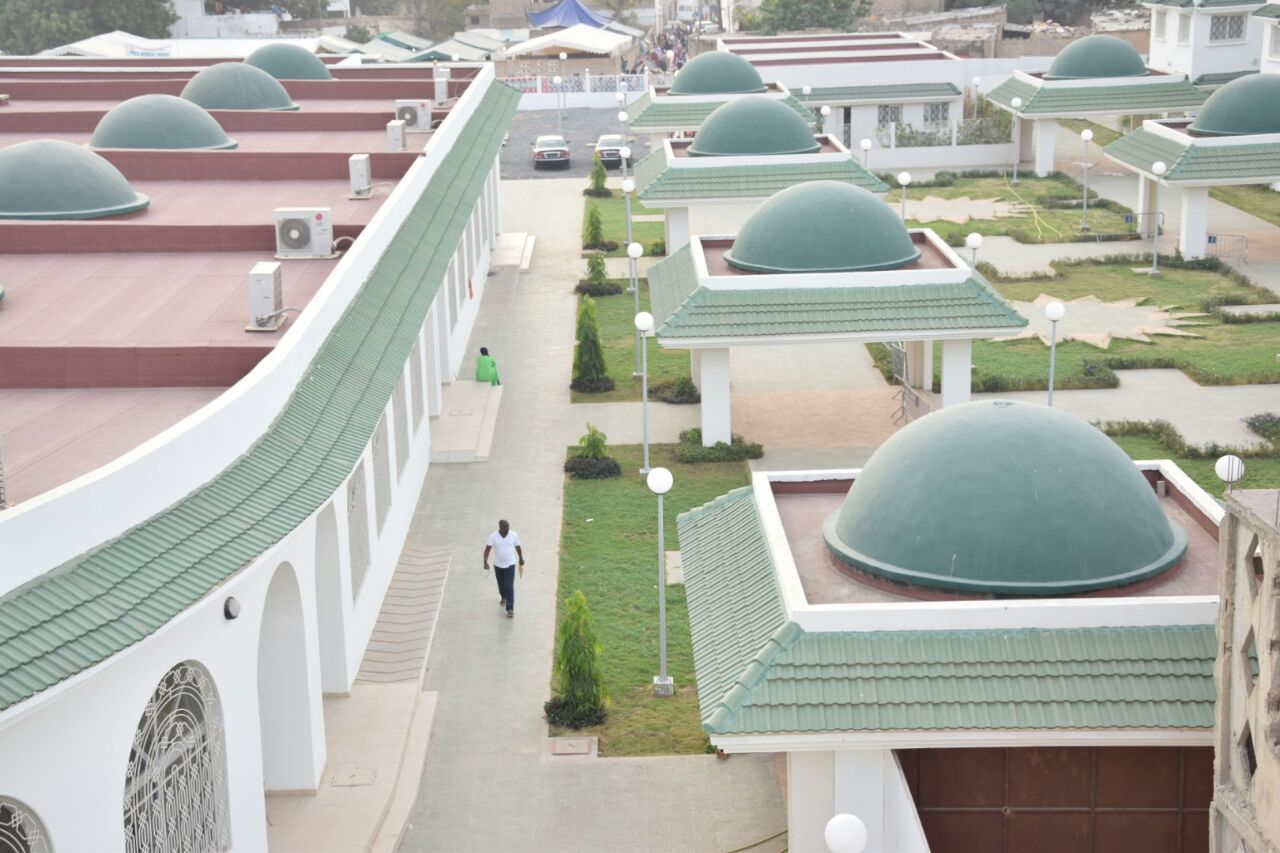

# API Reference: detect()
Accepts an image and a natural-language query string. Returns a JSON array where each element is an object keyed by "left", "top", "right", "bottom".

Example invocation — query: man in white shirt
[{"left": 483, "top": 519, "right": 525, "bottom": 618}]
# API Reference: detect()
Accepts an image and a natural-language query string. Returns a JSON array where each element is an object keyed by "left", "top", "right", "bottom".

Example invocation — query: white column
[
  {"left": 788, "top": 751, "right": 835, "bottom": 853},
  {"left": 940, "top": 338, "right": 972, "bottom": 407},
  {"left": 1179, "top": 185, "right": 1209, "bottom": 260},
  {"left": 821, "top": 106, "right": 840, "bottom": 138},
  {"left": 834, "top": 751, "right": 888, "bottom": 851},
  {"left": 689, "top": 349, "right": 702, "bottom": 390},
  {"left": 1033, "top": 119, "right": 1056, "bottom": 177},
  {"left": 434, "top": 66, "right": 450, "bottom": 103},
  {"left": 422, "top": 317, "right": 443, "bottom": 416},
  {"left": 1017, "top": 116, "right": 1034, "bottom": 165},
  {"left": 665, "top": 206, "right": 690, "bottom": 253},
  {"left": 698, "top": 347, "right": 732, "bottom": 446},
  {"left": 905, "top": 340, "right": 934, "bottom": 390},
  {"left": 1137, "top": 175, "right": 1159, "bottom": 237}
]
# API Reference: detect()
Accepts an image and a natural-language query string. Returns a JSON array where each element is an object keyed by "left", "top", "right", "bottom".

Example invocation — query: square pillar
[
  {"left": 940, "top": 338, "right": 972, "bottom": 408},
  {"left": 1137, "top": 175, "right": 1159, "bottom": 237},
  {"left": 697, "top": 347, "right": 731, "bottom": 446},
  {"left": 1033, "top": 119, "right": 1056, "bottom": 178},
  {"left": 821, "top": 106, "right": 840, "bottom": 138},
  {"left": 905, "top": 340, "right": 933, "bottom": 390},
  {"left": 665, "top": 206, "right": 691, "bottom": 253},
  {"left": 1017, "top": 116, "right": 1034, "bottom": 164},
  {"left": 1179, "top": 186, "right": 1210, "bottom": 260},
  {"left": 787, "top": 751, "right": 835, "bottom": 853},
  {"left": 689, "top": 349, "right": 702, "bottom": 390}
]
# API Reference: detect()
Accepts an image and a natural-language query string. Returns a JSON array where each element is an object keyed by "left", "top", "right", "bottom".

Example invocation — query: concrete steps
[
  {"left": 428, "top": 380, "right": 502, "bottom": 463},
  {"left": 493, "top": 231, "right": 535, "bottom": 272}
]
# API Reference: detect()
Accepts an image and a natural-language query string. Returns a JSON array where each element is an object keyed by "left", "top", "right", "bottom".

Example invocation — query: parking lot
[{"left": 500, "top": 108, "right": 652, "bottom": 180}]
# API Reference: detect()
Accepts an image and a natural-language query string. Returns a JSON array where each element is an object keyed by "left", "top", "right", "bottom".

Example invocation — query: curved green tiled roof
[
  {"left": 1045, "top": 34, "right": 1147, "bottom": 80},
  {"left": 244, "top": 42, "right": 333, "bottom": 80},
  {"left": 0, "top": 82, "right": 520, "bottom": 713},
  {"left": 669, "top": 51, "right": 765, "bottom": 95},
  {"left": 1190, "top": 73, "right": 1280, "bottom": 136},
  {"left": 986, "top": 76, "right": 1206, "bottom": 116},
  {"left": 1104, "top": 125, "right": 1280, "bottom": 182},
  {"left": 725, "top": 181, "right": 918, "bottom": 273},
  {"left": 825, "top": 400, "right": 1187, "bottom": 595},
  {"left": 181, "top": 62, "right": 300, "bottom": 111},
  {"left": 0, "top": 139, "right": 149, "bottom": 220},
  {"left": 689, "top": 96, "right": 819, "bottom": 157},
  {"left": 627, "top": 89, "right": 815, "bottom": 131},
  {"left": 91, "top": 94, "right": 238, "bottom": 150}
]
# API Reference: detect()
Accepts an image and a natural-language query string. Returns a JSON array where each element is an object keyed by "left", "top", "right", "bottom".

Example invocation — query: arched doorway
[
  {"left": 257, "top": 562, "right": 322, "bottom": 791},
  {"left": 314, "top": 502, "right": 351, "bottom": 693},
  {"left": 123, "top": 660, "right": 230, "bottom": 853}
]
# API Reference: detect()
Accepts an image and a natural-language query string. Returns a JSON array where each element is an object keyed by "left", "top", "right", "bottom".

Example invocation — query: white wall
[
  {"left": 1262, "top": 22, "right": 1280, "bottom": 75},
  {"left": 1148, "top": 5, "right": 1264, "bottom": 79},
  {"left": 170, "top": 0, "right": 281, "bottom": 38},
  {"left": 787, "top": 749, "right": 929, "bottom": 853}
]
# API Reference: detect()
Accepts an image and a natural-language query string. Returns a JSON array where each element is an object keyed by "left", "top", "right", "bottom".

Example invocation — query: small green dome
[
  {"left": 91, "top": 94, "right": 237, "bottom": 150},
  {"left": 669, "top": 51, "right": 765, "bottom": 95},
  {"left": 244, "top": 42, "right": 333, "bottom": 80},
  {"left": 0, "top": 140, "right": 149, "bottom": 219},
  {"left": 1190, "top": 73, "right": 1280, "bottom": 136},
  {"left": 690, "top": 96, "right": 819, "bottom": 157},
  {"left": 823, "top": 401, "right": 1186, "bottom": 596},
  {"left": 181, "top": 62, "right": 299, "bottom": 111},
  {"left": 724, "top": 181, "right": 919, "bottom": 273},
  {"left": 1044, "top": 34, "right": 1147, "bottom": 80}
]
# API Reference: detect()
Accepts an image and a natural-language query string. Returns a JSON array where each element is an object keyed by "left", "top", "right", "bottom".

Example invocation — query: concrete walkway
[{"left": 398, "top": 178, "right": 787, "bottom": 853}]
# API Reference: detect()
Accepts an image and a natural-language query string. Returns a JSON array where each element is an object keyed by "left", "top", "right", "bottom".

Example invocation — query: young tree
[
  {"left": 544, "top": 592, "right": 607, "bottom": 727},
  {"left": 586, "top": 155, "right": 609, "bottom": 197},
  {"left": 571, "top": 297, "right": 613, "bottom": 392},
  {"left": 344, "top": 23, "right": 373, "bottom": 43},
  {"left": 757, "top": 0, "right": 871, "bottom": 34},
  {"left": 585, "top": 252, "right": 607, "bottom": 286},
  {"left": 0, "top": 0, "right": 177, "bottom": 55},
  {"left": 583, "top": 204, "right": 605, "bottom": 249}
]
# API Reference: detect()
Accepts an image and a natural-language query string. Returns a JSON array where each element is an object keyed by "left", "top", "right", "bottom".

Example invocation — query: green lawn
[
  {"left": 1210, "top": 184, "right": 1280, "bottom": 229},
  {"left": 584, "top": 190, "right": 665, "bottom": 256},
  {"left": 966, "top": 262, "right": 1280, "bottom": 391},
  {"left": 554, "top": 443, "right": 750, "bottom": 755},
  {"left": 1057, "top": 118, "right": 1123, "bottom": 147},
  {"left": 901, "top": 173, "right": 1136, "bottom": 245},
  {"left": 571, "top": 282, "right": 692, "bottom": 403},
  {"left": 1109, "top": 434, "right": 1280, "bottom": 493}
]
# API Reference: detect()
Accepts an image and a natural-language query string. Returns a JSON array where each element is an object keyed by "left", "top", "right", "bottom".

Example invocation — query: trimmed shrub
[
  {"left": 1098, "top": 419, "right": 1276, "bottom": 461},
  {"left": 650, "top": 375, "right": 700, "bottom": 404},
  {"left": 583, "top": 156, "right": 611, "bottom": 197},
  {"left": 575, "top": 280, "right": 624, "bottom": 296},
  {"left": 648, "top": 239, "right": 666, "bottom": 256},
  {"left": 674, "top": 428, "right": 763, "bottom": 463},
  {"left": 564, "top": 456, "right": 623, "bottom": 479},
  {"left": 1245, "top": 413, "right": 1280, "bottom": 445},
  {"left": 544, "top": 591, "right": 608, "bottom": 728},
  {"left": 571, "top": 297, "right": 614, "bottom": 393}
]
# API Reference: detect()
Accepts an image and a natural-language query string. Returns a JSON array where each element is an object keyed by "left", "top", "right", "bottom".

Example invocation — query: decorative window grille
[
  {"left": 1210, "top": 14, "right": 1246, "bottom": 41},
  {"left": 347, "top": 464, "right": 370, "bottom": 600},
  {"left": 923, "top": 102, "right": 950, "bottom": 127},
  {"left": 0, "top": 797, "right": 53, "bottom": 853},
  {"left": 1153, "top": 9, "right": 1166, "bottom": 39},
  {"left": 877, "top": 104, "right": 903, "bottom": 127},
  {"left": 1178, "top": 13, "right": 1191, "bottom": 43},
  {"left": 122, "top": 662, "right": 230, "bottom": 853},
  {"left": 410, "top": 340, "right": 425, "bottom": 429},
  {"left": 393, "top": 376, "right": 409, "bottom": 476},
  {"left": 372, "top": 414, "right": 391, "bottom": 533}
]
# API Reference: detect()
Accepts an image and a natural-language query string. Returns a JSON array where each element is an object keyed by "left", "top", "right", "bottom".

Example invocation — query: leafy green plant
[
  {"left": 585, "top": 252, "right": 607, "bottom": 285},
  {"left": 576, "top": 255, "right": 623, "bottom": 294},
  {"left": 648, "top": 240, "right": 666, "bottom": 256},
  {"left": 650, "top": 376, "right": 700, "bottom": 404},
  {"left": 544, "top": 591, "right": 608, "bottom": 728},
  {"left": 1246, "top": 413, "right": 1280, "bottom": 445},
  {"left": 577, "top": 423, "right": 609, "bottom": 458},
  {"left": 571, "top": 297, "right": 615, "bottom": 393},
  {"left": 674, "top": 428, "right": 764, "bottom": 463},
  {"left": 584, "top": 155, "right": 612, "bottom": 198},
  {"left": 583, "top": 204, "right": 606, "bottom": 249}
]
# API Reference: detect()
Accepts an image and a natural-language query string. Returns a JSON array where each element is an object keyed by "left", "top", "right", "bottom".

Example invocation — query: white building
[{"left": 1145, "top": 0, "right": 1267, "bottom": 88}]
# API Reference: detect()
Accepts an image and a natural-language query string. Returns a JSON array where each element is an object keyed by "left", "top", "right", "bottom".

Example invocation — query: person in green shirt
[{"left": 475, "top": 346, "right": 500, "bottom": 385}]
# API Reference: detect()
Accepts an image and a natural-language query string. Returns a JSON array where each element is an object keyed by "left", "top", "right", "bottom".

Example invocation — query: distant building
[{"left": 1145, "top": 0, "right": 1266, "bottom": 89}]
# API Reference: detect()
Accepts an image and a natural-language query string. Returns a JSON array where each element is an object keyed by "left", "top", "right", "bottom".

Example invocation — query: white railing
[{"left": 501, "top": 72, "right": 649, "bottom": 109}]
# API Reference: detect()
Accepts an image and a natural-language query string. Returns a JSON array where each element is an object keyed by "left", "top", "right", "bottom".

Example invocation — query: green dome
[
  {"left": 724, "top": 181, "right": 919, "bottom": 273},
  {"left": 1044, "top": 35, "right": 1147, "bottom": 80},
  {"left": 0, "top": 140, "right": 149, "bottom": 219},
  {"left": 669, "top": 51, "right": 765, "bottom": 95},
  {"left": 181, "top": 62, "right": 299, "bottom": 111},
  {"left": 823, "top": 400, "right": 1186, "bottom": 596},
  {"left": 244, "top": 42, "right": 333, "bottom": 80},
  {"left": 689, "top": 96, "right": 819, "bottom": 157},
  {"left": 1190, "top": 73, "right": 1280, "bottom": 136},
  {"left": 90, "top": 94, "right": 238, "bottom": 150}
]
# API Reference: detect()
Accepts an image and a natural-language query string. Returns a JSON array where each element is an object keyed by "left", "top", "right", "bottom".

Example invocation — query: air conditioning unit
[
  {"left": 247, "top": 261, "right": 284, "bottom": 331},
  {"left": 394, "top": 99, "right": 432, "bottom": 132},
  {"left": 275, "top": 207, "right": 334, "bottom": 259},
  {"left": 386, "top": 119, "right": 407, "bottom": 152},
  {"left": 349, "top": 153, "right": 372, "bottom": 200}
]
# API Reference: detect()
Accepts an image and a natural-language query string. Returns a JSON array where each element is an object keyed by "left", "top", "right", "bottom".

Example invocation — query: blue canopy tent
[{"left": 529, "top": 0, "right": 610, "bottom": 29}]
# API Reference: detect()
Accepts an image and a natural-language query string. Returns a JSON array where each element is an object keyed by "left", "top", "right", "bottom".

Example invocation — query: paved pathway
[{"left": 399, "top": 178, "right": 786, "bottom": 853}]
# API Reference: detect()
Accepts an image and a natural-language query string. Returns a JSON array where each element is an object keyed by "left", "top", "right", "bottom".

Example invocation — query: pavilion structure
[
  {"left": 986, "top": 34, "right": 1207, "bottom": 177},
  {"left": 1104, "top": 73, "right": 1280, "bottom": 259},
  {"left": 633, "top": 94, "right": 887, "bottom": 254},
  {"left": 646, "top": 181, "right": 1026, "bottom": 446}
]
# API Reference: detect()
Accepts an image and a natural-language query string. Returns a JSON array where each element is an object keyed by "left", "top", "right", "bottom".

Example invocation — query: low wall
[{"left": 865, "top": 141, "right": 1015, "bottom": 170}]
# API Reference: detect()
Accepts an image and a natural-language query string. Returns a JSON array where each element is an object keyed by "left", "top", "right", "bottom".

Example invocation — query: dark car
[
  {"left": 532, "top": 134, "right": 571, "bottom": 169},
  {"left": 594, "top": 134, "right": 629, "bottom": 168}
]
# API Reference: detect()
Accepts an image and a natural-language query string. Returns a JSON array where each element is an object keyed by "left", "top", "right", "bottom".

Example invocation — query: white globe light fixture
[
  {"left": 820, "top": 105, "right": 831, "bottom": 117},
  {"left": 1216, "top": 454, "right": 1246, "bottom": 493},
  {"left": 1151, "top": 161, "right": 1168, "bottom": 275},
  {"left": 1045, "top": 300, "right": 1066, "bottom": 323},
  {"left": 559, "top": 51, "right": 568, "bottom": 61},
  {"left": 620, "top": 147, "right": 632, "bottom": 164},
  {"left": 622, "top": 178, "right": 636, "bottom": 194},
  {"left": 897, "top": 171, "right": 912, "bottom": 220},
  {"left": 451, "top": 54, "right": 459, "bottom": 62},
  {"left": 627, "top": 241, "right": 644, "bottom": 259},
  {"left": 965, "top": 231, "right": 983, "bottom": 266},
  {"left": 1010, "top": 97, "right": 1023, "bottom": 184},
  {"left": 616, "top": 90, "right": 626, "bottom": 104},
  {"left": 1011, "top": 96, "right": 1023, "bottom": 109},
  {"left": 1081, "top": 128, "right": 1093, "bottom": 143},
  {"left": 898, "top": 171, "right": 912, "bottom": 186},
  {"left": 802, "top": 84, "right": 812, "bottom": 96},
  {"left": 618, "top": 109, "right": 628, "bottom": 123},
  {"left": 1045, "top": 300, "right": 1066, "bottom": 407},
  {"left": 647, "top": 465, "right": 675, "bottom": 696},
  {"left": 553, "top": 75, "right": 562, "bottom": 85},
  {"left": 972, "top": 75, "right": 981, "bottom": 88},
  {"left": 635, "top": 311, "right": 654, "bottom": 333},
  {"left": 825, "top": 814, "right": 869, "bottom": 853},
  {"left": 859, "top": 138, "right": 872, "bottom": 151}
]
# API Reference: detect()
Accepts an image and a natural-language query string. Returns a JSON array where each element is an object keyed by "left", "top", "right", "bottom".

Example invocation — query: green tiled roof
[
  {"left": 1104, "top": 126, "right": 1280, "bottom": 181},
  {"left": 628, "top": 90, "right": 815, "bottom": 131},
  {"left": 678, "top": 485, "right": 1217, "bottom": 737},
  {"left": 1256, "top": 3, "right": 1280, "bottom": 17},
  {"left": 0, "top": 81, "right": 521, "bottom": 713},
  {"left": 635, "top": 152, "right": 888, "bottom": 203},
  {"left": 1193, "top": 69, "right": 1257, "bottom": 87},
  {"left": 794, "top": 82, "right": 961, "bottom": 103},
  {"left": 1153, "top": 0, "right": 1263, "bottom": 6},
  {"left": 986, "top": 77, "right": 1207, "bottom": 116},
  {"left": 647, "top": 248, "right": 1026, "bottom": 340}
]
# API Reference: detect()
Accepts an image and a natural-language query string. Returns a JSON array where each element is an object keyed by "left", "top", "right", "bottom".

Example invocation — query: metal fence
[
  {"left": 887, "top": 342, "right": 932, "bottom": 424},
  {"left": 874, "top": 118, "right": 1013, "bottom": 150},
  {"left": 500, "top": 72, "right": 648, "bottom": 97},
  {"left": 1207, "top": 233, "right": 1249, "bottom": 263}
]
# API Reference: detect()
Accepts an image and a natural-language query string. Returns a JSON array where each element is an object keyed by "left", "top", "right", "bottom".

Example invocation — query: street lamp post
[
  {"left": 628, "top": 241, "right": 644, "bottom": 375},
  {"left": 552, "top": 75, "right": 563, "bottom": 135},
  {"left": 965, "top": 232, "right": 983, "bottom": 267},
  {"left": 635, "top": 311, "right": 654, "bottom": 472},
  {"left": 620, "top": 139, "right": 634, "bottom": 282},
  {"left": 647, "top": 466, "right": 675, "bottom": 697},
  {"left": 1045, "top": 300, "right": 1065, "bottom": 407},
  {"left": 859, "top": 137, "right": 872, "bottom": 167},
  {"left": 1080, "top": 128, "right": 1093, "bottom": 231},
  {"left": 1151, "top": 161, "right": 1167, "bottom": 275},
  {"left": 1216, "top": 454, "right": 1245, "bottom": 494},
  {"left": 1010, "top": 97, "right": 1023, "bottom": 184},
  {"left": 971, "top": 76, "right": 981, "bottom": 118},
  {"left": 898, "top": 171, "right": 912, "bottom": 220}
]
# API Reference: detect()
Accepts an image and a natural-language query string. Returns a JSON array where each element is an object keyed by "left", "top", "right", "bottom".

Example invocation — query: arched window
[
  {"left": 123, "top": 661, "right": 230, "bottom": 853},
  {"left": 0, "top": 797, "right": 52, "bottom": 853}
]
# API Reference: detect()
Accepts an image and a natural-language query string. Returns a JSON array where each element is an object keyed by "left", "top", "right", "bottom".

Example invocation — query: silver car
[{"left": 532, "top": 134, "right": 571, "bottom": 169}]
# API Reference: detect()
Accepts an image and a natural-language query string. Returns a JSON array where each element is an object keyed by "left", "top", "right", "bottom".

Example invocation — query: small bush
[
  {"left": 544, "top": 591, "right": 608, "bottom": 729},
  {"left": 648, "top": 240, "right": 666, "bottom": 256},
  {"left": 575, "top": 280, "right": 624, "bottom": 296},
  {"left": 585, "top": 252, "right": 607, "bottom": 285},
  {"left": 674, "top": 428, "right": 764, "bottom": 463},
  {"left": 564, "top": 456, "right": 623, "bottom": 479},
  {"left": 1246, "top": 413, "right": 1280, "bottom": 445},
  {"left": 570, "top": 376, "right": 616, "bottom": 392},
  {"left": 1098, "top": 419, "right": 1275, "bottom": 461},
  {"left": 583, "top": 205, "right": 605, "bottom": 249},
  {"left": 583, "top": 156, "right": 611, "bottom": 197},
  {"left": 572, "top": 297, "right": 611, "bottom": 393},
  {"left": 650, "top": 375, "right": 700, "bottom": 404},
  {"left": 576, "top": 422, "right": 609, "bottom": 458}
]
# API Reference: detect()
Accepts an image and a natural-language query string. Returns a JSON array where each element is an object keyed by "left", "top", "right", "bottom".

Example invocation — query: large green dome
[
  {"left": 1190, "top": 73, "right": 1280, "bottom": 136},
  {"left": 724, "top": 181, "right": 919, "bottom": 273},
  {"left": 244, "top": 42, "right": 333, "bottom": 80},
  {"left": 823, "top": 400, "right": 1186, "bottom": 596},
  {"left": 669, "top": 51, "right": 765, "bottom": 95},
  {"left": 0, "top": 140, "right": 150, "bottom": 219},
  {"left": 690, "top": 96, "right": 818, "bottom": 157},
  {"left": 91, "top": 94, "right": 238, "bottom": 150},
  {"left": 1044, "top": 34, "right": 1147, "bottom": 80},
  {"left": 181, "top": 62, "right": 299, "bottom": 111}
]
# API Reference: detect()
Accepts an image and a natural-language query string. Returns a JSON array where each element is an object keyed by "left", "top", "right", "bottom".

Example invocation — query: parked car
[
  {"left": 532, "top": 134, "right": 571, "bottom": 169},
  {"left": 594, "top": 134, "right": 629, "bottom": 168}
]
